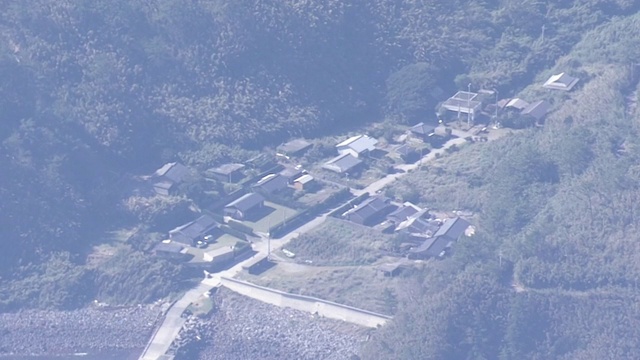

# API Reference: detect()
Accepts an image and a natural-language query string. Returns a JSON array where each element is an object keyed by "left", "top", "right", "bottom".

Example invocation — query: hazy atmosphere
[{"left": 2, "top": 1, "right": 640, "bottom": 359}]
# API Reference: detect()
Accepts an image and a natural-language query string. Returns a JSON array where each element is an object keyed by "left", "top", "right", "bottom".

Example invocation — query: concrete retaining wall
[{"left": 220, "top": 277, "right": 391, "bottom": 328}]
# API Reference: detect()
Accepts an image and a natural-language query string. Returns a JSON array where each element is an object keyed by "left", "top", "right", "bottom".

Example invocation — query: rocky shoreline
[
  {"left": 0, "top": 304, "right": 163, "bottom": 358},
  {"left": 174, "top": 288, "right": 369, "bottom": 360}
]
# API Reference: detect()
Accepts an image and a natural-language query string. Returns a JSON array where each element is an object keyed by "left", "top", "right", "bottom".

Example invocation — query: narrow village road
[
  {"left": 140, "top": 126, "right": 484, "bottom": 360},
  {"left": 354, "top": 131, "right": 471, "bottom": 197},
  {"left": 140, "top": 215, "right": 329, "bottom": 360}
]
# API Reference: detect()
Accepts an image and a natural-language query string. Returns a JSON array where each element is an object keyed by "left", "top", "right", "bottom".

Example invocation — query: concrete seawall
[{"left": 219, "top": 277, "right": 391, "bottom": 328}]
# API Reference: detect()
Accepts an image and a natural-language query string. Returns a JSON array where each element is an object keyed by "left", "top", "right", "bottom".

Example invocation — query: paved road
[
  {"left": 140, "top": 126, "right": 482, "bottom": 360},
  {"left": 140, "top": 282, "right": 212, "bottom": 360},
  {"left": 354, "top": 131, "right": 471, "bottom": 197},
  {"left": 139, "top": 214, "right": 329, "bottom": 360}
]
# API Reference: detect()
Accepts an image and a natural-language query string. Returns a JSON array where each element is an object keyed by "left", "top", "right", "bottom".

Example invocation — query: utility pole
[
  {"left": 467, "top": 83, "right": 472, "bottom": 128},
  {"left": 495, "top": 89, "right": 499, "bottom": 126},
  {"left": 267, "top": 219, "right": 271, "bottom": 260},
  {"left": 495, "top": 90, "right": 498, "bottom": 118}
]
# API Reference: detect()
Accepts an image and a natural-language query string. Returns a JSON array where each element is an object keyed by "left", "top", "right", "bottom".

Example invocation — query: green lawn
[{"left": 243, "top": 201, "right": 298, "bottom": 233}]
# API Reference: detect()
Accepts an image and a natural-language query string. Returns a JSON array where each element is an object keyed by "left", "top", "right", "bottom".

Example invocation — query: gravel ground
[
  {"left": 0, "top": 304, "right": 162, "bottom": 357},
  {"left": 176, "top": 288, "right": 369, "bottom": 360}
]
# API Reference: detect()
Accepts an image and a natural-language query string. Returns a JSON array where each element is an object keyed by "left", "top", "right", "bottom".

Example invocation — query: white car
[{"left": 282, "top": 249, "right": 296, "bottom": 258}]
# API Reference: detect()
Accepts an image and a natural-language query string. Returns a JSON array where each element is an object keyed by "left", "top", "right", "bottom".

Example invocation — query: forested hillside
[
  {"left": 2, "top": 0, "right": 640, "bottom": 358},
  {"left": 364, "top": 9, "right": 640, "bottom": 360}
]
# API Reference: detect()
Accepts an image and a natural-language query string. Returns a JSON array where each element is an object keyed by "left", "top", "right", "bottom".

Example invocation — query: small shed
[
  {"left": 293, "top": 174, "right": 315, "bottom": 191},
  {"left": 377, "top": 263, "right": 404, "bottom": 277}
]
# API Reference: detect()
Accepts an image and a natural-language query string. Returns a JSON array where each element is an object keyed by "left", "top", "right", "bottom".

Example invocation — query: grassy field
[
  {"left": 243, "top": 201, "right": 298, "bottom": 233},
  {"left": 238, "top": 261, "right": 408, "bottom": 314},
  {"left": 285, "top": 218, "right": 392, "bottom": 266},
  {"left": 386, "top": 141, "right": 491, "bottom": 212},
  {"left": 297, "top": 182, "right": 344, "bottom": 207}
]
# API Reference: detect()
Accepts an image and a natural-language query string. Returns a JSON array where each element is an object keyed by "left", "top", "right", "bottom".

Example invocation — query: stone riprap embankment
[
  {"left": 0, "top": 305, "right": 162, "bottom": 357},
  {"left": 176, "top": 288, "right": 368, "bottom": 360}
]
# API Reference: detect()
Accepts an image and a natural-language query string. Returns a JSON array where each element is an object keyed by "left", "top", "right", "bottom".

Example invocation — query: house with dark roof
[
  {"left": 408, "top": 235, "right": 451, "bottom": 259},
  {"left": 342, "top": 196, "right": 395, "bottom": 226},
  {"left": 169, "top": 214, "right": 219, "bottom": 246},
  {"left": 336, "top": 135, "right": 378, "bottom": 158},
  {"left": 395, "top": 210, "right": 440, "bottom": 236},
  {"left": 395, "top": 144, "right": 420, "bottom": 163},
  {"left": 209, "top": 163, "right": 245, "bottom": 183},
  {"left": 153, "top": 241, "right": 193, "bottom": 261},
  {"left": 521, "top": 100, "right": 551, "bottom": 122},
  {"left": 505, "top": 98, "right": 530, "bottom": 111},
  {"left": 149, "top": 162, "right": 190, "bottom": 196},
  {"left": 277, "top": 139, "right": 312, "bottom": 157},
  {"left": 252, "top": 174, "right": 289, "bottom": 195},
  {"left": 279, "top": 167, "right": 304, "bottom": 184},
  {"left": 410, "top": 122, "right": 436, "bottom": 139},
  {"left": 224, "top": 193, "right": 265, "bottom": 220},
  {"left": 434, "top": 217, "right": 471, "bottom": 242},
  {"left": 322, "top": 153, "right": 364, "bottom": 175},
  {"left": 387, "top": 202, "right": 422, "bottom": 224},
  {"left": 543, "top": 72, "right": 579, "bottom": 91}
]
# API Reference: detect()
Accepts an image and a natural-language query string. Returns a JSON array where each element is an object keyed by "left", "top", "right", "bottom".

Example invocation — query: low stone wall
[{"left": 219, "top": 277, "right": 391, "bottom": 328}]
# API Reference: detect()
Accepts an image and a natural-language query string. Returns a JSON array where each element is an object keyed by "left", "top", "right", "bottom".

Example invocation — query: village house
[
  {"left": 407, "top": 217, "right": 471, "bottom": 259},
  {"left": 434, "top": 217, "right": 471, "bottom": 242},
  {"left": 279, "top": 167, "right": 305, "bottom": 184},
  {"left": 521, "top": 100, "right": 551, "bottom": 123},
  {"left": 409, "top": 122, "right": 436, "bottom": 140},
  {"left": 153, "top": 240, "right": 193, "bottom": 261},
  {"left": 169, "top": 214, "right": 219, "bottom": 246},
  {"left": 395, "top": 144, "right": 420, "bottom": 163},
  {"left": 543, "top": 72, "right": 579, "bottom": 91},
  {"left": 322, "top": 153, "right": 364, "bottom": 176},
  {"left": 336, "top": 134, "right": 378, "bottom": 158},
  {"left": 252, "top": 173, "right": 289, "bottom": 195},
  {"left": 504, "top": 98, "right": 530, "bottom": 111},
  {"left": 224, "top": 192, "right": 265, "bottom": 220},
  {"left": 148, "top": 162, "right": 190, "bottom": 196},
  {"left": 408, "top": 235, "right": 451, "bottom": 259},
  {"left": 276, "top": 139, "right": 313, "bottom": 157},
  {"left": 395, "top": 209, "right": 440, "bottom": 236},
  {"left": 343, "top": 196, "right": 394, "bottom": 226},
  {"left": 208, "top": 163, "right": 245, "bottom": 183},
  {"left": 387, "top": 202, "right": 422, "bottom": 224}
]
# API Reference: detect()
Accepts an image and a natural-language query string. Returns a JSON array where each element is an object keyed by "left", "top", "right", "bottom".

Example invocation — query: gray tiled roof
[{"left": 226, "top": 193, "right": 265, "bottom": 212}]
